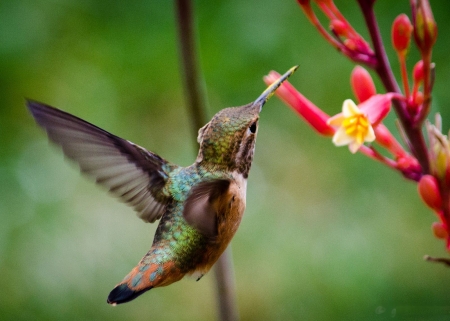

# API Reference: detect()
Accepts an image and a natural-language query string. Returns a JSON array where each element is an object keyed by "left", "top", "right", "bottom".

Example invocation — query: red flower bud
[
  {"left": 413, "top": 60, "right": 424, "bottom": 84},
  {"left": 412, "top": 0, "right": 437, "bottom": 54},
  {"left": 397, "top": 155, "right": 422, "bottom": 181},
  {"left": 343, "top": 38, "right": 357, "bottom": 51},
  {"left": 432, "top": 222, "right": 448, "bottom": 240},
  {"left": 330, "top": 19, "right": 348, "bottom": 37},
  {"left": 350, "top": 66, "right": 376, "bottom": 103},
  {"left": 413, "top": 91, "right": 424, "bottom": 105},
  {"left": 418, "top": 175, "right": 442, "bottom": 210},
  {"left": 392, "top": 14, "right": 413, "bottom": 55}
]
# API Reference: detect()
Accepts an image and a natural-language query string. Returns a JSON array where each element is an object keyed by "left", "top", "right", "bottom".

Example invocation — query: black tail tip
[{"left": 107, "top": 284, "right": 152, "bottom": 305}]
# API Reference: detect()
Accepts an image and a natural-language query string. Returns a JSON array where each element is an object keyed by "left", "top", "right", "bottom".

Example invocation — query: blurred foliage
[{"left": 1, "top": 0, "right": 450, "bottom": 320}]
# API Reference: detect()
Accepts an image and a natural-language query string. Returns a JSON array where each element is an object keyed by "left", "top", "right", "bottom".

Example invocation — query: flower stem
[
  {"left": 357, "top": 0, "right": 430, "bottom": 174},
  {"left": 359, "top": 145, "right": 398, "bottom": 169},
  {"left": 175, "top": 0, "right": 207, "bottom": 135},
  {"left": 174, "top": 1, "right": 239, "bottom": 320},
  {"left": 399, "top": 54, "right": 410, "bottom": 98},
  {"left": 416, "top": 51, "right": 432, "bottom": 125}
]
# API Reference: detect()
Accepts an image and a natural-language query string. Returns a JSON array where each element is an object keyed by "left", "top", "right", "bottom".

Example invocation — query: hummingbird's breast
[
  {"left": 194, "top": 171, "right": 247, "bottom": 274},
  {"left": 221, "top": 171, "right": 247, "bottom": 235},
  {"left": 150, "top": 166, "right": 248, "bottom": 276}
]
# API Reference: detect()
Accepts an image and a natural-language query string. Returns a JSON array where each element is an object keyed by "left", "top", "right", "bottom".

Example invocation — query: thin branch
[
  {"left": 398, "top": 55, "right": 410, "bottom": 98},
  {"left": 424, "top": 255, "right": 450, "bottom": 268}
]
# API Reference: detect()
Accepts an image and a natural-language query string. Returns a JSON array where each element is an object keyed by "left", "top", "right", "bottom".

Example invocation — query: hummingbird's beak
[{"left": 252, "top": 65, "right": 298, "bottom": 111}]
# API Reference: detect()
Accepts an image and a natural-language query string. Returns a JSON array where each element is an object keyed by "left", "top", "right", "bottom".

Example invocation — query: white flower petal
[
  {"left": 327, "top": 113, "right": 345, "bottom": 127},
  {"left": 348, "top": 141, "right": 362, "bottom": 154},
  {"left": 365, "top": 125, "right": 376, "bottom": 142},
  {"left": 332, "top": 127, "right": 354, "bottom": 146},
  {"left": 342, "top": 99, "right": 361, "bottom": 117}
]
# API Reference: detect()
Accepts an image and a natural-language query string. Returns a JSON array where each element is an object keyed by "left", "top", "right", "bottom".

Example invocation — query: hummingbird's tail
[{"left": 107, "top": 260, "right": 184, "bottom": 305}]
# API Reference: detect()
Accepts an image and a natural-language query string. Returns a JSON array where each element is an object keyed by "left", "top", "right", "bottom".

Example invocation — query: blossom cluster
[{"left": 265, "top": 0, "right": 449, "bottom": 261}]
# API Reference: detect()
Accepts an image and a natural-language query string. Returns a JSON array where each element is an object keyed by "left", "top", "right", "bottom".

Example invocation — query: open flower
[
  {"left": 327, "top": 99, "right": 375, "bottom": 153},
  {"left": 326, "top": 94, "right": 396, "bottom": 153}
]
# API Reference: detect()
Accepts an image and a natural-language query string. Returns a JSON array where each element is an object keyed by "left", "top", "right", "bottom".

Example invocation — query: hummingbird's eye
[{"left": 249, "top": 122, "right": 257, "bottom": 134}]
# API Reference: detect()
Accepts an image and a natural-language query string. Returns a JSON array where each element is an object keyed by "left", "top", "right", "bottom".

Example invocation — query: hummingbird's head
[
  {"left": 195, "top": 66, "right": 297, "bottom": 178},
  {"left": 196, "top": 102, "right": 260, "bottom": 177}
]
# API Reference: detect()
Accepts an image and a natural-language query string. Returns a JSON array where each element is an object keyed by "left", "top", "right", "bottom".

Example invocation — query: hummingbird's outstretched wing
[{"left": 27, "top": 100, "right": 173, "bottom": 223}]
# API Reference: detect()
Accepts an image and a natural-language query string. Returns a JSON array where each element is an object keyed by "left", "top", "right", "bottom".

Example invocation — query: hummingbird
[{"left": 27, "top": 66, "right": 297, "bottom": 305}]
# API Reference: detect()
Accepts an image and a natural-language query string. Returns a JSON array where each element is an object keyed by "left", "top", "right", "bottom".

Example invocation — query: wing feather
[
  {"left": 27, "top": 100, "right": 174, "bottom": 223},
  {"left": 183, "top": 179, "right": 231, "bottom": 238}
]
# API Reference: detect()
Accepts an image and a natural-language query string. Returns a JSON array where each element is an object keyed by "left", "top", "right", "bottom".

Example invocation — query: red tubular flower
[
  {"left": 392, "top": 14, "right": 413, "bottom": 56},
  {"left": 296, "top": 0, "right": 375, "bottom": 66},
  {"left": 264, "top": 71, "right": 334, "bottom": 136},
  {"left": 374, "top": 124, "right": 407, "bottom": 157},
  {"left": 350, "top": 66, "right": 376, "bottom": 103},
  {"left": 418, "top": 174, "right": 442, "bottom": 211},
  {"left": 267, "top": 68, "right": 402, "bottom": 154}
]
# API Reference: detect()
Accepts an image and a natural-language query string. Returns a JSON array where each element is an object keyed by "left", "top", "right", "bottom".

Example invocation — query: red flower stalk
[
  {"left": 291, "top": 0, "right": 450, "bottom": 257},
  {"left": 392, "top": 14, "right": 413, "bottom": 98},
  {"left": 296, "top": 0, "right": 376, "bottom": 66}
]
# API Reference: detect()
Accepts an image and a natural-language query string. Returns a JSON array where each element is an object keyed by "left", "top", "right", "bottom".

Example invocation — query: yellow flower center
[{"left": 342, "top": 114, "right": 370, "bottom": 144}]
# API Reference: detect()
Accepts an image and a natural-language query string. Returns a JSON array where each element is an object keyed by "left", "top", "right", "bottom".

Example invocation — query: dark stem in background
[
  {"left": 175, "top": 0, "right": 207, "bottom": 134},
  {"left": 174, "top": 1, "right": 239, "bottom": 320},
  {"left": 424, "top": 255, "right": 450, "bottom": 267},
  {"left": 213, "top": 247, "right": 239, "bottom": 321},
  {"left": 357, "top": 0, "right": 430, "bottom": 175}
]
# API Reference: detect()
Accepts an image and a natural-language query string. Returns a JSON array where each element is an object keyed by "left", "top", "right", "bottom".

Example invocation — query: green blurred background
[{"left": 1, "top": 0, "right": 450, "bottom": 320}]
